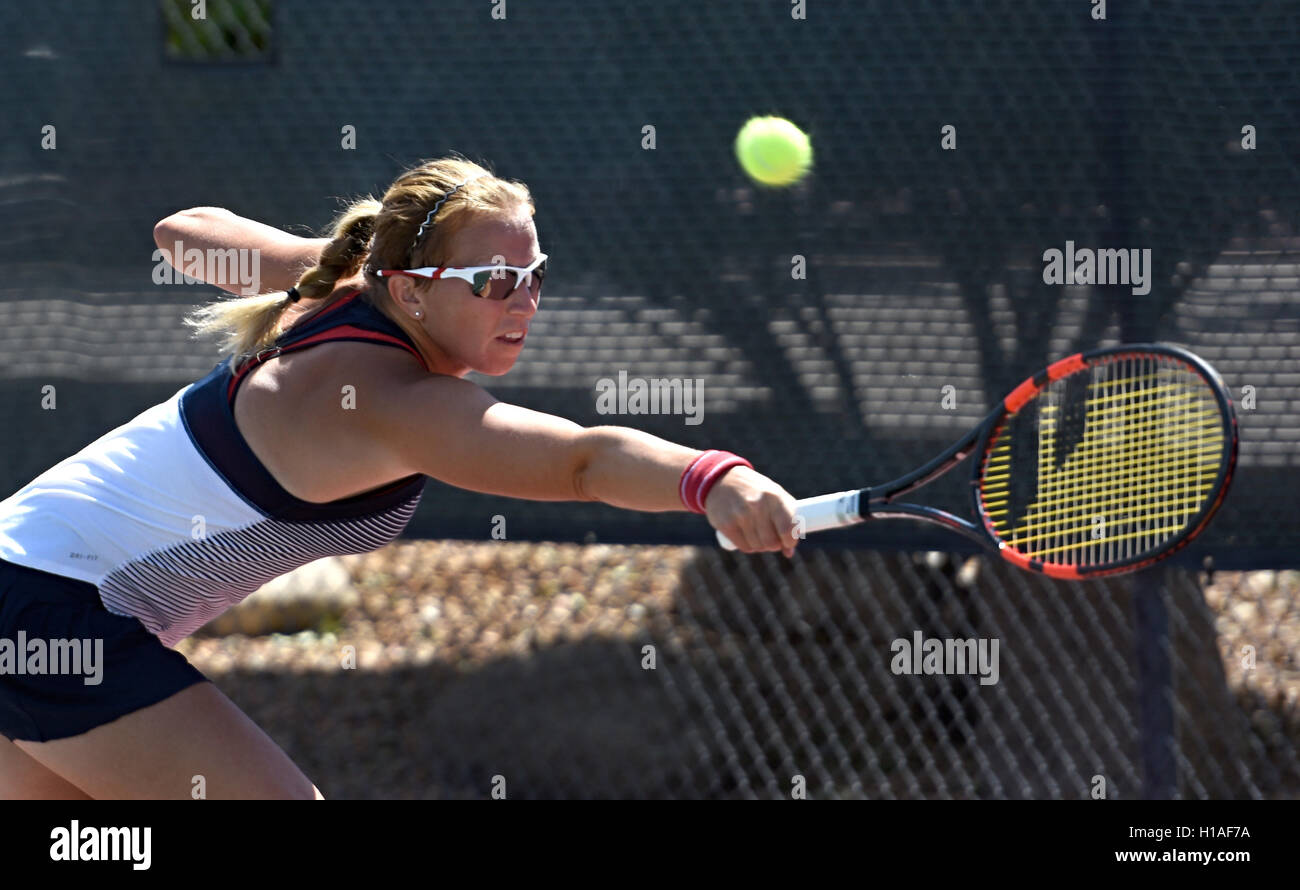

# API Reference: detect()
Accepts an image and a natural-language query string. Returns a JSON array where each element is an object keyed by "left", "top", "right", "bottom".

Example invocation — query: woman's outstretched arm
[
  {"left": 365, "top": 373, "right": 801, "bottom": 556},
  {"left": 153, "top": 207, "right": 328, "bottom": 295}
]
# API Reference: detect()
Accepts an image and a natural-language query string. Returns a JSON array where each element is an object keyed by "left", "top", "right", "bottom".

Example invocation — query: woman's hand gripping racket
[{"left": 718, "top": 343, "right": 1238, "bottom": 579}]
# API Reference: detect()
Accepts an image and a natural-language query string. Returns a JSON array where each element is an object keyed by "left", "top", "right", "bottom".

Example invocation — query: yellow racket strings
[{"left": 981, "top": 355, "right": 1224, "bottom": 565}]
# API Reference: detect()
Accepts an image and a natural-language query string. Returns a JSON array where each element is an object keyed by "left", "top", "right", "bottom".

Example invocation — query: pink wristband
[{"left": 679, "top": 450, "right": 753, "bottom": 514}]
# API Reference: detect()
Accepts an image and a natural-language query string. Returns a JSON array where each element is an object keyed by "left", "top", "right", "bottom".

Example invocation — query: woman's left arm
[{"left": 153, "top": 206, "right": 329, "bottom": 295}]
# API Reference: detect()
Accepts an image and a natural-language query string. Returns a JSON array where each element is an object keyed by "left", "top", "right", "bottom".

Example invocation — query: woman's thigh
[
  {"left": 0, "top": 735, "right": 93, "bottom": 799},
  {"left": 0, "top": 558, "right": 322, "bottom": 799},
  {"left": 14, "top": 681, "right": 323, "bottom": 800}
]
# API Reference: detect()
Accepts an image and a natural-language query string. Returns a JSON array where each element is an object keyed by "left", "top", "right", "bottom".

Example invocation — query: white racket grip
[{"left": 716, "top": 489, "right": 863, "bottom": 550}]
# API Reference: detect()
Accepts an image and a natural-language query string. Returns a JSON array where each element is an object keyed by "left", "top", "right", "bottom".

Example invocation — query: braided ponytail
[
  {"left": 182, "top": 199, "right": 381, "bottom": 363},
  {"left": 291, "top": 200, "right": 381, "bottom": 301}
]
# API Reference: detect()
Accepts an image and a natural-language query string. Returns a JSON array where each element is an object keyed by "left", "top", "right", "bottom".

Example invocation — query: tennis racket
[{"left": 718, "top": 343, "right": 1238, "bottom": 579}]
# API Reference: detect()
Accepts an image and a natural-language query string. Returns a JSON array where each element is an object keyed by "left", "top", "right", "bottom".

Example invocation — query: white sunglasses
[{"left": 375, "top": 253, "right": 547, "bottom": 302}]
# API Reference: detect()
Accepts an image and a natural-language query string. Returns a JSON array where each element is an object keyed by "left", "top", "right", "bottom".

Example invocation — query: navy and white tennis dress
[{"left": 0, "top": 292, "right": 428, "bottom": 741}]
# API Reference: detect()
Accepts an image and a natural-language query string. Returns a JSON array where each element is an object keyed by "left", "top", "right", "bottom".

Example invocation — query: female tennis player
[{"left": 0, "top": 156, "right": 800, "bottom": 799}]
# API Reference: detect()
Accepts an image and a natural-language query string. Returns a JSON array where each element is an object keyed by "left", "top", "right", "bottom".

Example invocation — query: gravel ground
[
  {"left": 173, "top": 542, "right": 1300, "bottom": 799},
  {"left": 181, "top": 541, "right": 694, "bottom": 673},
  {"left": 1204, "top": 569, "right": 1300, "bottom": 745}
]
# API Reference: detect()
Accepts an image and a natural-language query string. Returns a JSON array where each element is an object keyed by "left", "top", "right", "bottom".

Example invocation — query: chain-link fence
[
  {"left": 2, "top": 0, "right": 1297, "bottom": 797},
  {"left": 177, "top": 543, "right": 1299, "bottom": 799}
]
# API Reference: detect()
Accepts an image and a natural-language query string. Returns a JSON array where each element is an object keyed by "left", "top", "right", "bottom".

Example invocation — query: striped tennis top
[{"left": 0, "top": 291, "right": 429, "bottom": 647}]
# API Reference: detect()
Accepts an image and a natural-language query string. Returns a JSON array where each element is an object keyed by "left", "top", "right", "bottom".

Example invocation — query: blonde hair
[{"left": 183, "top": 155, "right": 534, "bottom": 363}]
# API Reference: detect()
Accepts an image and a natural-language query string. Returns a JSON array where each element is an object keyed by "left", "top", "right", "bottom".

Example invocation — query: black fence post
[{"left": 1133, "top": 569, "right": 1176, "bottom": 799}]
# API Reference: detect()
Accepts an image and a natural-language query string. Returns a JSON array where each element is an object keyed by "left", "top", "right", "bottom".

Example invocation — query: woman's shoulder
[{"left": 232, "top": 335, "right": 429, "bottom": 503}]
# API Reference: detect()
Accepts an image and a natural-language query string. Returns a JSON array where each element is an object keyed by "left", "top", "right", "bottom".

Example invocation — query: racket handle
[{"left": 716, "top": 490, "right": 863, "bottom": 550}]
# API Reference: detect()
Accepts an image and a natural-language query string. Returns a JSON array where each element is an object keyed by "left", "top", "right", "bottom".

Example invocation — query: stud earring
[{"left": 414, "top": 310, "right": 423, "bottom": 319}]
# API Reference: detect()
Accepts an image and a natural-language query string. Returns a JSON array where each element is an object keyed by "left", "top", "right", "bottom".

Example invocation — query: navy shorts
[{"left": 0, "top": 557, "right": 207, "bottom": 742}]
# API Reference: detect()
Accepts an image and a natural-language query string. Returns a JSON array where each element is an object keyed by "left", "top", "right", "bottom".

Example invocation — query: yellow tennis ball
[{"left": 734, "top": 116, "right": 813, "bottom": 187}]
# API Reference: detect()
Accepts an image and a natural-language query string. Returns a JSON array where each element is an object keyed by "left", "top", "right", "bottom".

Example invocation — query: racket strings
[
  {"left": 980, "top": 354, "right": 1226, "bottom": 566},
  {"left": 982, "top": 417, "right": 1222, "bottom": 497}
]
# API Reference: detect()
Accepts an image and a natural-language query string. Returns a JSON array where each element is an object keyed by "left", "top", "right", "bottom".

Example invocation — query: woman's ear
[
  {"left": 384, "top": 275, "right": 435, "bottom": 321},
  {"left": 384, "top": 274, "right": 414, "bottom": 306}
]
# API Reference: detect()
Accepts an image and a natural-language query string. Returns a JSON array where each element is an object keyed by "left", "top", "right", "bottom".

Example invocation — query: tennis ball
[{"left": 734, "top": 116, "right": 813, "bottom": 187}]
